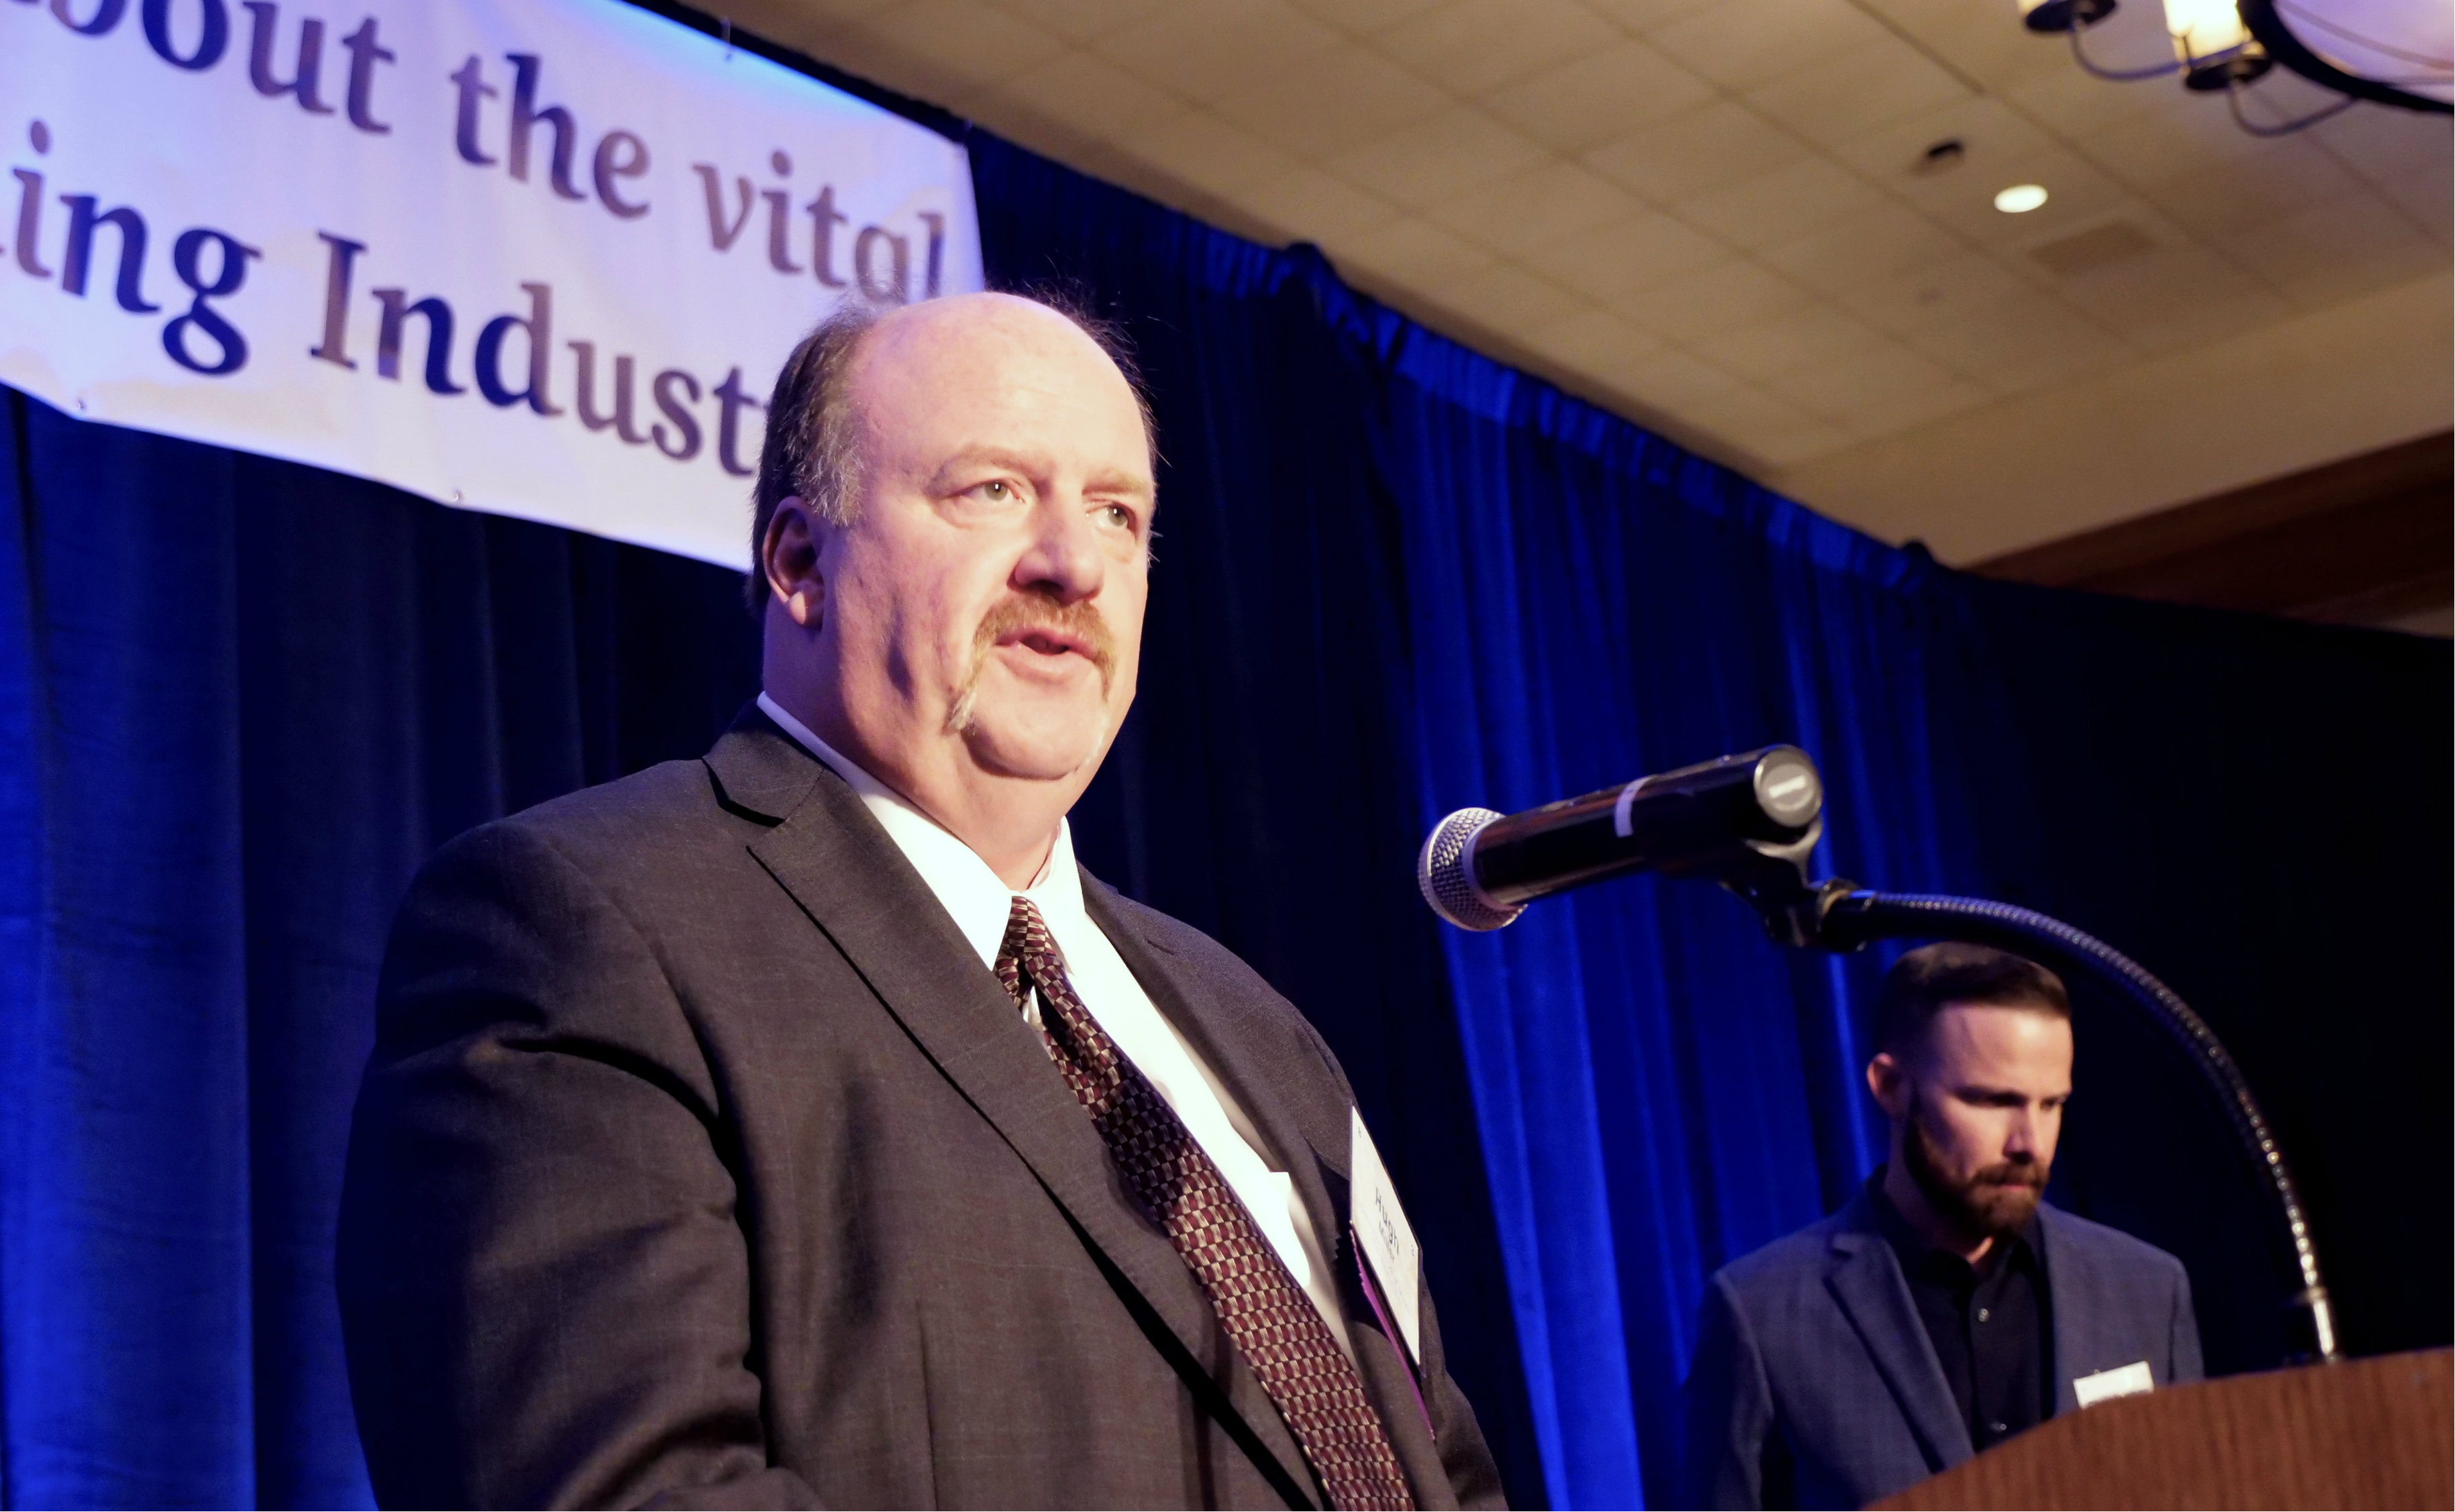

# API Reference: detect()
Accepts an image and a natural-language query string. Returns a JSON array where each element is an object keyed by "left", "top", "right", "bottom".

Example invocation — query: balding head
[
  {"left": 753, "top": 290, "right": 1160, "bottom": 887},
  {"left": 750, "top": 292, "right": 1153, "bottom": 599}
]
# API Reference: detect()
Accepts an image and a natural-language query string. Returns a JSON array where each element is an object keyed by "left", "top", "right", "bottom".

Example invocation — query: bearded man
[
  {"left": 337, "top": 292, "right": 1504, "bottom": 1509},
  {"left": 1681, "top": 943, "right": 2203, "bottom": 1510}
]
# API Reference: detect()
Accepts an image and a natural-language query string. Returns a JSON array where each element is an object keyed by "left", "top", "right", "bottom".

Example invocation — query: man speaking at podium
[
  {"left": 337, "top": 292, "right": 1503, "bottom": 1509},
  {"left": 1682, "top": 944, "right": 2204, "bottom": 1509}
]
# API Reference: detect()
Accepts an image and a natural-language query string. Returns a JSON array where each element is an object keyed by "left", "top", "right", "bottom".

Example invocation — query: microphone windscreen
[{"left": 1417, "top": 808, "right": 1523, "bottom": 932}]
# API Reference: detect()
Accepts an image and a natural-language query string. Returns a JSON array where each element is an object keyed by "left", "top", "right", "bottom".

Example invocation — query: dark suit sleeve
[
  {"left": 2165, "top": 1256, "right": 2206, "bottom": 1385},
  {"left": 1684, "top": 1271, "right": 1781, "bottom": 1511},
  {"left": 337, "top": 822, "right": 818, "bottom": 1510}
]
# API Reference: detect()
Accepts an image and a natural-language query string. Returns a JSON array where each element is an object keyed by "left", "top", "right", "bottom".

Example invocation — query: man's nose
[
  {"left": 2005, "top": 1108, "right": 2039, "bottom": 1158},
  {"left": 1012, "top": 489, "right": 1102, "bottom": 602}
]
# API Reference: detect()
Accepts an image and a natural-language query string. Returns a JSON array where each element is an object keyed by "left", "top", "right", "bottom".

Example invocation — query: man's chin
[
  {"left": 1970, "top": 1183, "right": 2044, "bottom": 1236},
  {"left": 957, "top": 705, "right": 1110, "bottom": 783}
]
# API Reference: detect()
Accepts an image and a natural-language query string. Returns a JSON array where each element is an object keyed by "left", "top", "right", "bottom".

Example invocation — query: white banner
[{"left": 0, "top": 0, "right": 982, "bottom": 568}]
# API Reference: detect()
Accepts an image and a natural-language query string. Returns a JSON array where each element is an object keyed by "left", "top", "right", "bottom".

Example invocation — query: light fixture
[
  {"left": 2013, "top": 0, "right": 2451, "bottom": 133},
  {"left": 2164, "top": 0, "right": 2273, "bottom": 88},
  {"left": 1994, "top": 183, "right": 2051, "bottom": 213},
  {"left": 2019, "top": 0, "right": 2116, "bottom": 32}
]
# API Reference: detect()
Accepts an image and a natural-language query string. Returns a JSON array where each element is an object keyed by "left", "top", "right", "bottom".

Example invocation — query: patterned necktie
[{"left": 994, "top": 896, "right": 1416, "bottom": 1512}]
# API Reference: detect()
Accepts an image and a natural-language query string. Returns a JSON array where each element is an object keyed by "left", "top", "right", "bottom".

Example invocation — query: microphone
[{"left": 1416, "top": 746, "right": 1825, "bottom": 931}]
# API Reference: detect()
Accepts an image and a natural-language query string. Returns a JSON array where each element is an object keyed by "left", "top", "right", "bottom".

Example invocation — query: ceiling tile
[
  {"left": 1575, "top": 0, "right": 1722, "bottom": 36},
  {"left": 1131, "top": 110, "right": 1310, "bottom": 199},
  {"left": 1613, "top": 258, "right": 1817, "bottom": 343},
  {"left": 1671, "top": 382, "right": 1852, "bottom": 465},
  {"left": 1369, "top": 0, "right": 1623, "bottom": 96},
  {"left": 1706, "top": 303, "right": 1889, "bottom": 381},
  {"left": 2150, "top": 150, "right": 2376, "bottom": 241},
  {"left": 1850, "top": 0, "right": 2075, "bottom": 94},
  {"left": 1616, "top": 343, "right": 1748, "bottom": 411},
  {"left": 976, "top": 49, "right": 1191, "bottom": 150},
  {"left": 2226, "top": 188, "right": 2445, "bottom": 308},
  {"left": 1324, "top": 107, "right": 1553, "bottom": 209},
  {"left": 1426, "top": 260, "right": 1590, "bottom": 333},
  {"left": 1903, "top": 145, "right": 2139, "bottom": 250},
  {"left": 1900, "top": 288, "right": 2128, "bottom": 387},
  {"left": 1428, "top": 160, "right": 1644, "bottom": 257},
  {"left": 1824, "top": 248, "right": 2044, "bottom": 343},
  {"left": 984, "top": 0, "right": 1172, "bottom": 45},
  {"left": 1830, "top": 97, "right": 2056, "bottom": 186},
  {"left": 1209, "top": 44, "right": 1453, "bottom": 158},
  {"left": 2046, "top": 240, "right": 2278, "bottom": 334},
  {"left": 1674, "top": 157, "right": 1886, "bottom": 254},
  {"left": 1763, "top": 339, "right": 1962, "bottom": 422},
  {"left": 1999, "top": 59, "right": 2182, "bottom": 141},
  {"left": 2311, "top": 104, "right": 2455, "bottom": 191},
  {"left": 1243, "top": 167, "right": 1407, "bottom": 245},
  {"left": 1333, "top": 213, "right": 1502, "bottom": 290},
  {"left": 1517, "top": 211, "right": 1728, "bottom": 303},
  {"left": 2114, "top": 278, "right": 2297, "bottom": 358},
  {"left": 2075, "top": 97, "right": 2331, "bottom": 192},
  {"left": 1832, "top": 374, "right": 1993, "bottom": 441},
  {"left": 1094, "top": 0, "right": 1346, "bottom": 105},
  {"left": 1743, "top": 38, "right": 1975, "bottom": 145},
  {"left": 1645, "top": 0, "right": 1893, "bottom": 93},
  {"left": 1482, "top": 39, "right": 1717, "bottom": 153},
  {"left": 1518, "top": 305, "right": 1668, "bottom": 383},
  {"left": 1583, "top": 100, "right": 1812, "bottom": 207},
  {"left": 1284, "top": 0, "right": 1451, "bottom": 37},
  {"left": 1761, "top": 201, "right": 1965, "bottom": 296},
  {"left": 823, "top": 0, "right": 1071, "bottom": 99},
  {"left": 2374, "top": 164, "right": 2455, "bottom": 244}
]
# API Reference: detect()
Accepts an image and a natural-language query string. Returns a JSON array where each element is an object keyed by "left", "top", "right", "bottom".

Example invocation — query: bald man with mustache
[{"left": 337, "top": 292, "right": 1506, "bottom": 1511}]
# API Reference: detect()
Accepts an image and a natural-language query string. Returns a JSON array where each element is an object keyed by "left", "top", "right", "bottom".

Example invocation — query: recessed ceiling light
[{"left": 1994, "top": 183, "right": 2050, "bottom": 213}]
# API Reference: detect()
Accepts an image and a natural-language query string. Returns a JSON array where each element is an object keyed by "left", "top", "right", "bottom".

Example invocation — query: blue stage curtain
[
  {"left": 967, "top": 130, "right": 2450, "bottom": 1511},
  {"left": 2, "top": 115, "right": 2446, "bottom": 1512}
]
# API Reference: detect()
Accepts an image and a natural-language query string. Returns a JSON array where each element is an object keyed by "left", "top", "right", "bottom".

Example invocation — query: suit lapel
[
  {"left": 1084, "top": 881, "right": 1456, "bottom": 1510},
  {"left": 1823, "top": 1199, "right": 1974, "bottom": 1474},
  {"left": 707, "top": 720, "right": 1319, "bottom": 1507},
  {"left": 2039, "top": 1203, "right": 2119, "bottom": 1413}
]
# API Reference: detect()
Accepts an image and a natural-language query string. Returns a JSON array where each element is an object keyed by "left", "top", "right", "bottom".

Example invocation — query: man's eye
[
  {"left": 1100, "top": 504, "right": 1135, "bottom": 530},
  {"left": 978, "top": 480, "right": 1012, "bottom": 502}
]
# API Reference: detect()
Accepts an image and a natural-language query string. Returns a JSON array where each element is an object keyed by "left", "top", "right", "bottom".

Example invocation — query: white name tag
[
  {"left": 2073, "top": 1360, "right": 2155, "bottom": 1407},
  {"left": 1349, "top": 1108, "right": 1422, "bottom": 1364}
]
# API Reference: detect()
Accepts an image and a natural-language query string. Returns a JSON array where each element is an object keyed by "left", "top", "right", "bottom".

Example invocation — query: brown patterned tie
[{"left": 994, "top": 896, "right": 1416, "bottom": 1512}]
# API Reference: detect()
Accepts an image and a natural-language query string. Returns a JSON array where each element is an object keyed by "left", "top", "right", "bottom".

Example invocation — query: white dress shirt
[{"left": 757, "top": 694, "right": 1353, "bottom": 1356}]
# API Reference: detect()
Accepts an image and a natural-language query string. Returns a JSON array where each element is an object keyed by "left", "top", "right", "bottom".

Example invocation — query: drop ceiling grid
[{"left": 729, "top": 0, "right": 2452, "bottom": 476}]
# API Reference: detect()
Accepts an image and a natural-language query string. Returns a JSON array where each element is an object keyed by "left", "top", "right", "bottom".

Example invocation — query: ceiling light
[
  {"left": 1994, "top": 183, "right": 2050, "bottom": 213},
  {"left": 2164, "top": 0, "right": 2273, "bottom": 87},
  {"left": 2017, "top": 0, "right": 2448, "bottom": 132}
]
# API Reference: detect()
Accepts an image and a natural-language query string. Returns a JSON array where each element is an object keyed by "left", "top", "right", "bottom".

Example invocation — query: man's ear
[
  {"left": 1866, "top": 1051, "right": 1910, "bottom": 1120},
  {"left": 763, "top": 496, "right": 826, "bottom": 631}
]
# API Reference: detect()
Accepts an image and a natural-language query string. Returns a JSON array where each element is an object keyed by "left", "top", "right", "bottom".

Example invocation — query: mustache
[
  {"left": 972, "top": 590, "right": 1117, "bottom": 684},
  {"left": 1969, "top": 1160, "right": 2046, "bottom": 1190},
  {"left": 945, "top": 591, "right": 1118, "bottom": 737}
]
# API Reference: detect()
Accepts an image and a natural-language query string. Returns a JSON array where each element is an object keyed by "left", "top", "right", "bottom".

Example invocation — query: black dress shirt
[{"left": 1870, "top": 1171, "right": 2054, "bottom": 1452}]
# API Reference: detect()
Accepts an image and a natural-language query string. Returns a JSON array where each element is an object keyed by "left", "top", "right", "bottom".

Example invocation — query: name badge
[
  {"left": 2073, "top": 1360, "right": 2155, "bottom": 1407},
  {"left": 1349, "top": 1108, "right": 1422, "bottom": 1364}
]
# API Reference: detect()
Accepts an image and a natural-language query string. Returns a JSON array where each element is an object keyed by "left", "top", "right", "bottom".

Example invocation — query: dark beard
[{"left": 1903, "top": 1090, "right": 2047, "bottom": 1244}]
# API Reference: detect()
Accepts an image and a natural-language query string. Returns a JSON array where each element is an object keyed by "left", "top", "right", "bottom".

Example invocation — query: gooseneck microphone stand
[
  {"left": 1726, "top": 861, "right": 2342, "bottom": 1364},
  {"left": 1422, "top": 745, "right": 2340, "bottom": 1365}
]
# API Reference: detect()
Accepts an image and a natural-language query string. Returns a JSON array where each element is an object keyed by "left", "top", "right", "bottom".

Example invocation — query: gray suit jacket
[
  {"left": 337, "top": 713, "right": 1504, "bottom": 1509},
  {"left": 1681, "top": 1191, "right": 2203, "bottom": 1510}
]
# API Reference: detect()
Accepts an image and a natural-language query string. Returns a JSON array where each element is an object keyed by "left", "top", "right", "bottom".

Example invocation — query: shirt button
[
  {"left": 1988, "top": 1421, "right": 2008, "bottom": 1438},
  {"left": 1977, "top": 1307, "right": 1991, "bottom": 1323}
]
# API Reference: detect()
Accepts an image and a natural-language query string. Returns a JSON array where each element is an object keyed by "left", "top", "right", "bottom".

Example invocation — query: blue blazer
[{"left": 1682, "top": 1192, "right": 2203, "bottom": 1509}]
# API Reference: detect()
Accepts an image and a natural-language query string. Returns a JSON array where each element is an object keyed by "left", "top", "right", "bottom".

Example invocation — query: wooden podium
[{"left": 1878, "top": 1348, "right": 2452, "bottom": 1510}]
